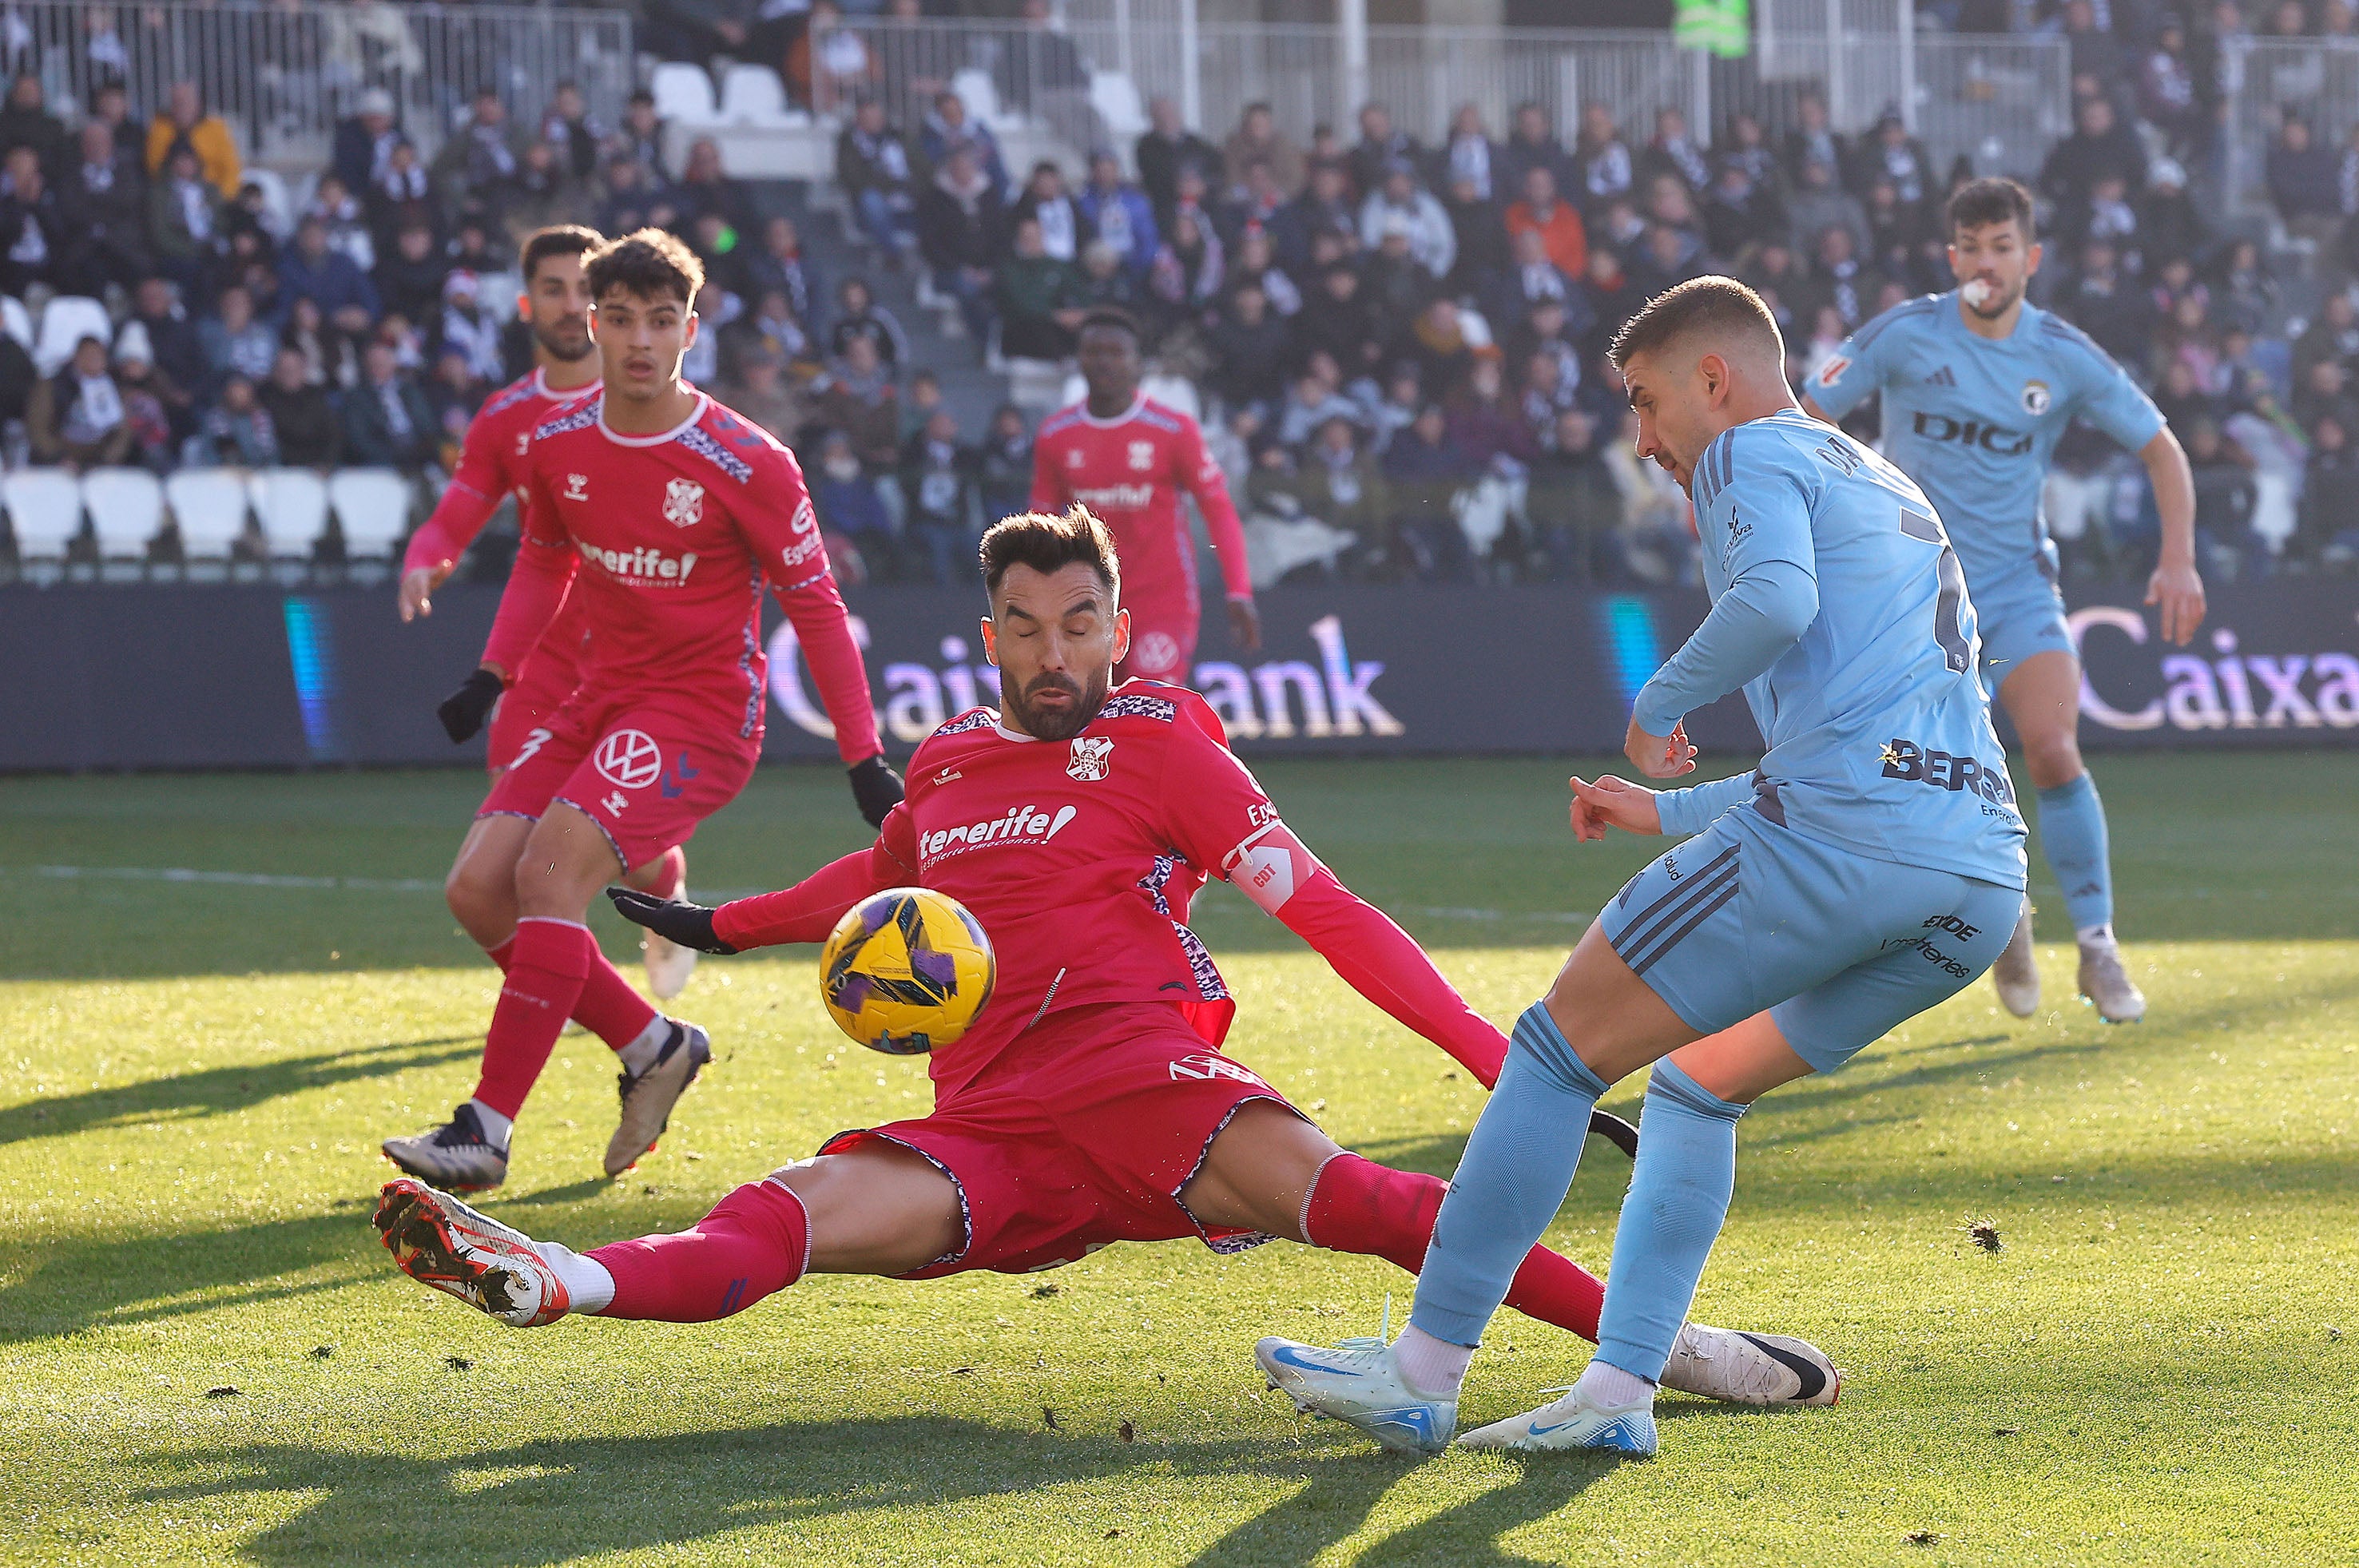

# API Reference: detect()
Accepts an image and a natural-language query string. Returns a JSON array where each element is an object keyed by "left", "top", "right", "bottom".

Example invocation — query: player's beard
[
  {"left": 536, "top": 319, "right": 594, "bottom": 363},
  {"left": 1008, "top": 670, "right": 1109, "bottom": 741}
]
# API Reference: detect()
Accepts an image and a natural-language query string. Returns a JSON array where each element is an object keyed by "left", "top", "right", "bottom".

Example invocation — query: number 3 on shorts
[
  {"left": 1900, "top": 506, "right": 1972, "bottom": 674},
  {"left": 513, "top": 727, "right": 553, "bottom": 768}
]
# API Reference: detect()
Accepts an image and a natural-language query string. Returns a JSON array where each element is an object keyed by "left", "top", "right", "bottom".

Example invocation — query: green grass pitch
[{"left": 2, "top": 752, "right": 2353, "bottom": 1565}]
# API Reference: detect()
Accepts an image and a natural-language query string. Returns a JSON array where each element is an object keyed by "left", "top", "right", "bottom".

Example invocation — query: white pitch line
[
  {"left": 27, "top": 864, "right": 443, "bottom": 893},
  {"left": 19, "top": 866, "right": 1595, "bottom": 926}
]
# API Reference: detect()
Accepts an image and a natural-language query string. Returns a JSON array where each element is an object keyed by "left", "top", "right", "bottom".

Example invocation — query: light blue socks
[
  {"left": 2035, "top": 772, "right": 2114, "bottom": 935},
  {"left": 1593, "top": 1059, "right": 1748, "bottom": 1383},
  {"left": 1410, "top": 1002, "right": 1608, "bottom": 1348}
]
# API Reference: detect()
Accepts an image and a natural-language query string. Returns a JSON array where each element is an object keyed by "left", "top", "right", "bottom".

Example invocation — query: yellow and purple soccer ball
[{"left": 818, "top": 887, "right": 996, "bottom": 1054}]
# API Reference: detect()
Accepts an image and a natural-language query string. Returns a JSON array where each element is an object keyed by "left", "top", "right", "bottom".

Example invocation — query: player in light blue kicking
[
  {"left": 1255, "top": 276, "right": 2027, "bottom": 1455},
  {"left": 1803, "top": 177, "right": 2206, "bottom": 1023}
]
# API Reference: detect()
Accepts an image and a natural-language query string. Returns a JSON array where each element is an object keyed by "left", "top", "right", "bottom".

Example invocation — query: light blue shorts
[
  {"left": 1971, "top": 562, "right": 2075, "bottom": 699},
  {"left": 1599, "top": 803, "right": 2023, "bottom": 1074}
]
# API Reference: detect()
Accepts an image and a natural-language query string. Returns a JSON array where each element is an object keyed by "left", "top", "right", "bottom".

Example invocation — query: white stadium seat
[
  {"left": 34, "top": 296, "right": 113, "bottom": 377},
  {"left": 329, "top": 467, "right": 414, "bottom": 558},
  {"left": 247, "top": 467, "right": 331, "bottom": 558},
  {"left": 3, "top": 467, "right": 84, "bottom": 561},
  {"left": 1090, "top": 70, "right": 1148, "bottom": 141},
  {"left": 241, "top": 166, "right": 295, "bottom": 240},
  {"left": 166, "top": 468, "right": 252, "bottom": 561},
  {"left": 81, "top": 467, "right": 165, "bottom": 561},
  {"left": 0, "top": 295, "right": 30, "bottom": 350},
  {"left": 951, "top": 68, "right": 1004, "bottom": 128},
  {"left": 651, "top": 62, "right": 719, "bottom": 126},
  {"left": 720, "top": 64, "right": 794, "bottom": 126}
]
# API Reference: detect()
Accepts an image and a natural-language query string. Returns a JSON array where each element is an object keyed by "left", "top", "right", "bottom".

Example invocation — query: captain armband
[{"left": 1220, "top": 820, "right": 1324, "bottom": 916}]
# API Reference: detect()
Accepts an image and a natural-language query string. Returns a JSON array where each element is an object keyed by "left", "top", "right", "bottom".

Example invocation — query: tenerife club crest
[
  {"left": 663, "top": 478, "right": 705, "bottom": 527},
  {"left": 1066, "top": 736, "right": 1114, "bottom": 781},
  {"left": 1127, "top": 439, "right": 1155, "bottom": 471}
]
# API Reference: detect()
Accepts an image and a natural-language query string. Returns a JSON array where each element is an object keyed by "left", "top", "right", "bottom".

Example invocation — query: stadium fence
[
  {"left": 828, "top": 7, "right": 2067, "bottom": 185},
  {"left": 0, "top": 0, "right": 633, "bottom": 169}
]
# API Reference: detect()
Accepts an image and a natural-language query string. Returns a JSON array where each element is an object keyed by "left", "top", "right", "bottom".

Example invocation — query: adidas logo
[{"left": 1926, "top": 365, "right": 1957, "bottom": 387}]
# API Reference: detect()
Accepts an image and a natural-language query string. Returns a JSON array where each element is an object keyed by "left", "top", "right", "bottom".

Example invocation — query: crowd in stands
[{"left": 10, "top": 0, "right": 2359, "bottom": 582}]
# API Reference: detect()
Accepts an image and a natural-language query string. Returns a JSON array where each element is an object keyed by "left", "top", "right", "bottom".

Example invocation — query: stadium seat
[
  {"left": 651, "top": 62, "right": 720, "bottom": 126},
  {"left": 81, "top": 467, "right": 165, "bottom": 563},
  {"left": 329, "top": 468, "right": 414, "bottom": 559},
  {"left": 951, "top": 68, "right": 1004, "bottom": 128},
  {"left": 719, "top": 64, "right": 795, "bottom": 126},
  {"left": 2, "top": 467, "right": 84, "bottom": 562},
  {"left": 1090, "top": 70, "right": 1148, "bottom": 142},
  {"left": 242, "top": 166, "right": 294, "bottom": 240},
  {"left": 0, "top": 295, "right": 30, "bottom": 351},
  {"left": 166, "top": 468, "right": 252, "bottom": 563},
  {"left": 34, "top": 296, "right": 113, "bottom": 377},
  {"left": 246, "top": 467, "right": 331, "bottom": 560}
]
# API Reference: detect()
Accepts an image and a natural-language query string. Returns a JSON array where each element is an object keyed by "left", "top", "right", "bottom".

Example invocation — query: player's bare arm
[{"left": 2139, "top": 427, "right": 2206, "bottom": 645}]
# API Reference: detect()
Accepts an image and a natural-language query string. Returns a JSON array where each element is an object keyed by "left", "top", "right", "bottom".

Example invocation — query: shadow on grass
[
  {"left": 0, "top": 1205, "right": 377, "bottom": 1344},
  {"left": 134, "top": 1416, "right": 1649, "bottom": 1566},
  {"left": 0, "top": 1035, "right": 479, "bottom": 1148}
]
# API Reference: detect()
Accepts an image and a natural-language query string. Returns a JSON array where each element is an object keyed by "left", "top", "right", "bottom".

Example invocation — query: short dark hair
[
  {"left": 979, "top": 506, "right": 1122, "bottom": 597},
  {"left": 1076, "top": 306, "right": 1141, "bottom": 342},
  {"left": 1947, "top": 176, "right": 2035, "bottom": 240},
  {"left": 1606, "top": 275, "right": 1783, "bottom": 371},
  {"left": 585, "top": 228, "right": 704, "bottom": 308},
  {"left": 518, "top": 224, "right": 603, "bottom": 284}
]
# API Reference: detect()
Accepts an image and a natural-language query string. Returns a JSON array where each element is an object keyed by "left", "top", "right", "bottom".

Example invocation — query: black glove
[
  {"left": 848, "top": 753, "right": 905, "bottom": 828},
  {"left": 607, "top": 887, "right": 738, "bottom": 955},
  {"left": 437, "top": 667, "right": 505, "bottom": 744}
]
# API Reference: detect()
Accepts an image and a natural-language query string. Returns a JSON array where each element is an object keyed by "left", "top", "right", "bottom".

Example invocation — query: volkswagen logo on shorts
[{"left": 594, "top": 728, "right": 664, "bottom": 790}]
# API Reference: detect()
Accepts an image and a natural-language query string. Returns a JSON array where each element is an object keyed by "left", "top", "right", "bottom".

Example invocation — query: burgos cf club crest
[
  {"left": 2022, "top": 380, "right": 2052, "bottom": 415},
  {"left": 1066, "top": 736, "right": 1114, "bottom": 781},
  {"left": 663, "top": 478, "right": 705, "bottom": 527}
]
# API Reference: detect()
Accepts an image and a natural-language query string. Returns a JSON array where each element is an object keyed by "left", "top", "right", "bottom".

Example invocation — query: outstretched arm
[
  {"left": 714, "top": 809, "right": 917, "bottom": 949},
  {"left": 613, "top": 805, "right": 920, "bottom": 953},
  {"left": 1225, "top": 821, "right": 1508, "bottom": 1087},
  {"left": 479, "top": 462, "right": 577, "bottom": 681},
  {"left": 399, "top": 411, "right": 515, "bottom": 620},
  {"left": 1178, "top": 415, "right": 1261, "bottom": 651}
]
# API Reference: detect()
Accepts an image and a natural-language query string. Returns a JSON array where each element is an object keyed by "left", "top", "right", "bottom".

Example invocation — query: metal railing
[
  {"left": 2222, "top": 36, "right": 2359, "bottom": 216},
  {"left": 0, "top": 1, "right": 632, "bottom": 170},
  {"left": 817, "top": 12, "right": 2065, "bottom": 186}
]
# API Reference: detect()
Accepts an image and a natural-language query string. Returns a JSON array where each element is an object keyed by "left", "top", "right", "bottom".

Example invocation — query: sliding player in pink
[
  {"left": 383, "top": 229, "right": 899, "bottom": 1193},
  {"left": 1030, "top": 308, "right": 1261, "bottom": 682},
  {"left": 399, "top": 226, "right": 701, "bottom": 1002},
  {"left": 373, "top": 506, "right": 1828, "bottom": 1412}
]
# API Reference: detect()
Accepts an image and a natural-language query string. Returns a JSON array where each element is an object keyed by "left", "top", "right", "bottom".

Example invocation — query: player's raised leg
[
  {"left": 402, "top": 806, "right": 703, "bottom": 1187},
  {"left": 1997, "top": 649, "right": 2143, "bottom": 1022}
]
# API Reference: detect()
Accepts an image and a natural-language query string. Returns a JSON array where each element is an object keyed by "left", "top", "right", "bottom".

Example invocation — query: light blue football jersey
[
  {"left": 1807, "top": 292, "right": 2165, "bottom": 587},
  {"left": 1653, "top": 407, "right": 2027, "bottom": 889}
]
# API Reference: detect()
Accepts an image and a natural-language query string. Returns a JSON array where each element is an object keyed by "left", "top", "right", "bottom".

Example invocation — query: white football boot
[
  {"left": 2077, "top": 934, "right": 2147, "bottom": 1023},
  {"left": 641, "top": 928, "right": 698, "bottom": 1002},
  {"left": 1659, "top": 1323, "right": 1841, "bottom": 1407},
  {"left": 374, "top": 1178, "right": 571, "bottom": 1327},
  {"left": 1459, "top": 1383, "right": 1658, "bottom": 1455},
  {"left": 1991, "top": 898, "right": 2040, "bottom": 1018},
  {"left": 606, "top": 1021, "right": 711, "bottom": 1177},
  {"left": 1255, "top": 1336, "right": 1456, "bottom": 1456}
]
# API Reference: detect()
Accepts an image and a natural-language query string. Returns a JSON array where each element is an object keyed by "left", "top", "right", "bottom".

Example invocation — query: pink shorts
[
  {"left": 1116, "top": 601, "right": 1199, "bottom": 683},
  {"left": 478, "top": 686, "right": 757, "bottom": 871},
  {"left": 485, "top": 600, "right": 591, "bottom": 774},
  {"left": 820, "top": 1002, "right": 1304, "bottom": 1277}
]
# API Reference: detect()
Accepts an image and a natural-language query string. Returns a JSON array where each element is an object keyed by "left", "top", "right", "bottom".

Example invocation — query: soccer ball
[{"left": 819, "top": 887, "right": 996, "bottom": 1054}]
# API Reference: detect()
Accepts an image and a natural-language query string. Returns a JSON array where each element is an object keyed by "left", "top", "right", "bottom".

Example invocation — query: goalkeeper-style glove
[
  {"left": 607, "top": 888, "right": 739, "bottom": 955},
  {"left": 848, "top": 753, "right": 905, "bottom": 828},
  {"left": 437, "top": 667, "right": 505, "bottom": 744}
]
